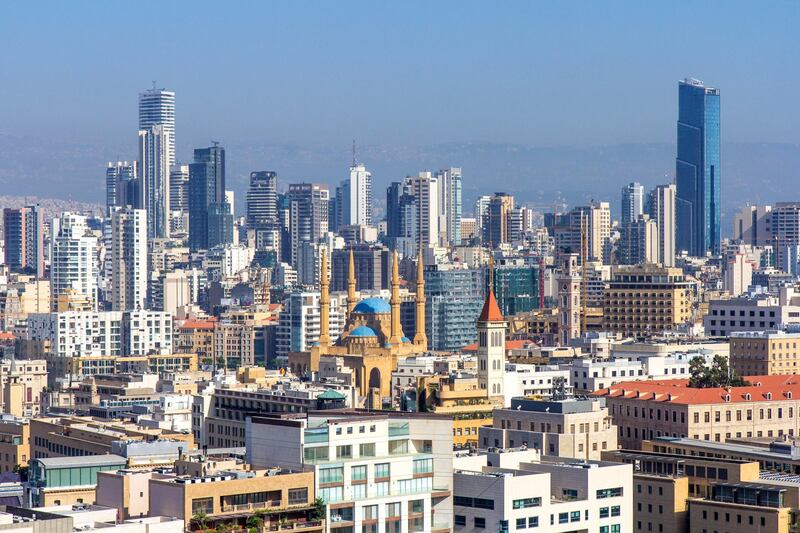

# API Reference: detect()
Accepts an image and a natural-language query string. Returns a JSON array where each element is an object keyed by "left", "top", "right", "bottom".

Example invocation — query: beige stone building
[
  {"left": 0, "top": 416, "right": 29, "bottom": 473},
  {"left": 596, "top": 375, "right": 800, "bottom": 450},
  {"left": 730, "top": 330, "right": 800, "bottom": 376},
  {"left": 480, "top": 397, "right": 617, "bottom": 460},
  {"left": 602, "top": 264, "right": 694, "bottom": 338},
  {"left": 0, "top": 358, "right": 47, "bottom": 416}
]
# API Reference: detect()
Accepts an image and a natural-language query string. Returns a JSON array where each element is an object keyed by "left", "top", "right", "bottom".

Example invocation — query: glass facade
[
  {"left": 492, "top": 265, "right": 541, "bottom": 316},
  {"left": 422, "top": 267, "right": 484, "bottom": 352},
  {"left": 676, "top": 78, "right": 721, "bottom": 256}
]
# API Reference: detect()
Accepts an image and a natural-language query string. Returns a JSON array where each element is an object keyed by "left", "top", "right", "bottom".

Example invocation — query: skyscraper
[
  {"left": 436, "top": 167, "right": 462, "bottom": 246},
  {"left": 2, "top": 205, "right": 44, "bottom": 277},
  {"left": 648, "top": 183, "right": 677, "bottom": 266},
  {"left": 385, "top": 181, "right": 417, "bottom": 256},
  {"left": 405, "top": 172, "right": 440, "bottom": 250},
  {"left": 286, "top": 183, "right": 329, "bottom": 266},
  {"left": 138, "top": 125, "right": 171, "bottom": 238},
  {"left": 169, "top": 164, "right": 189, "bottom": 235},
  {"left": 482, "top": 192, "right": 515, "bottom": 248},
  {"left": 339, "top": 161, "right": 373, "bottom": 227},
  {"left": 621, "top": 182, "right": 644, "bottom": 224},
  {"left": 138, "top": 87, "right": 176, "bottom": 166},
  {"left": 110, "top": 207, "right": 148, "bottom": 311},
  {"left": 50, "top": 213, "right": 98, "bottom": 311},
  {"left": 188, "top": 144, "right": 226, "bottom": 251},
  {"left": 246, "top": 171, "right": 278, "bottom": 229},
  {"left": 105, "top": 161, "right": 138, "bottom": 213},
  {"left": 676, "top": 77, "right": 721, "bottom": 256}
]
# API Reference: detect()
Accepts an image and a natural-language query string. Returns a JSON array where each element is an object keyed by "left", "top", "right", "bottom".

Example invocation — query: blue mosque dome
[
  {"left": 353, "top": 297, "right": 391, "bottom": 314},
  {"left": 350, "top": 325, "right": 378, "bottom": 337}
]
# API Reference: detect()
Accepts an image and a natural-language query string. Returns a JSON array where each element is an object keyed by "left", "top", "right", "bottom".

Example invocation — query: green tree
[
  {"left": 311, "top": 497, "right": 326, "bottom": 520},
  {"left": 246, "top": 513, "right": 264, "bottom": 532},
  {"left": 688, "top": 355, "right": 748, "bottom": 388},
  {"left": 191, "top": 511, "right": 208, "bottom": 531}
]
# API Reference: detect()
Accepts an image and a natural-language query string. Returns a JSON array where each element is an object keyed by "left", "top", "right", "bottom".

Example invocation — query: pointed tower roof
[{"left": 478, "top": 289, "right": 504, "bottom": 323}]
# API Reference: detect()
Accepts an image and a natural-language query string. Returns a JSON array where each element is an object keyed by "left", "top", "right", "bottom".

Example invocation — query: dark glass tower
[
  {"left": 188, "top": 144, "right": 226, "bottom": 251},
  {"left": 676, "top": 78, "right": 721, "bottom": 256}
]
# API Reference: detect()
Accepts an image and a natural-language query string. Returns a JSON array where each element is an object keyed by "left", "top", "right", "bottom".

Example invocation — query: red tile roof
[
  {"left": 0, "top": 332, "right": 14, "bottom": 341},
  {"left": 594, "top": 375, "right": 800, "bottom": 405},
  {"left": 478, "top": 290, "right": 504, "bottom": 322},
  {"left": 178, "top": 319, "right": 217, "bottom": 331}
]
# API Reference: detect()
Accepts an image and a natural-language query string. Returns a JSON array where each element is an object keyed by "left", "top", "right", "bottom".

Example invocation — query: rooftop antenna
[
  {"left": 152, "top": 80, "right": 157, "bottom": 91},
  {"left": 352, "top": 138, "right": 357, "bottom": 166}
]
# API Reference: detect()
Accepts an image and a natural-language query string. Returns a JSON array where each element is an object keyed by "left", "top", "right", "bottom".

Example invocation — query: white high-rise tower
[
  {"left": 50, "top": 213, "right": 99, "bottom": 311},
  {"left": 138, "top": 87, "right": 176, "bottom": 166},
  {"left": 138, "top": 125, "right": 171, "bottom": 238},
  {"left": 341, "top": 151, "right": 373, "bottom": 227},
  {"left": 110, "top": 207, "right": 148, "bottom": 311}
]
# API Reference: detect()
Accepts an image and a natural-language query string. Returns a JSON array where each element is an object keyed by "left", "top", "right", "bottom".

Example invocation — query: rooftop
[
  {"left": 35, "top": 454, "right": 127, "bottom": 469},
  {"left": 595, "top": 375, "right": 800, "bottom": 405}
]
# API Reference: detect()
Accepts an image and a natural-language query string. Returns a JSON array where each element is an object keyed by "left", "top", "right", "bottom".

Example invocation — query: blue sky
[{"left": 1, "top": 1, "right": 798, "bottom": 149}]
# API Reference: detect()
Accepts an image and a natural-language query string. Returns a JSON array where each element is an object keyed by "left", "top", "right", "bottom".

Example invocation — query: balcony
[
  {"left": 266, "top": 520, "right": 324, "bottom": 532},
  {"left": 388, "top": 423, "right": 409, "bottom": 437},
  {"left": 220, "top": 500, "right": 282, "bottom": 513}
]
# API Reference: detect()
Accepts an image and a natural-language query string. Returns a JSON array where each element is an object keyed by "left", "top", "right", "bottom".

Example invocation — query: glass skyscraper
[{"left": 676, "top": 77, "right": 721, "bottom": 257}]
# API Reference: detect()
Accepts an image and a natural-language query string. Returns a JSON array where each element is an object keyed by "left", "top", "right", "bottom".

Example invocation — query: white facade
[
  {"left": 275, "top": 292, "right": 345, "bottom": 358},
  {"left": 111, "top": 207, "right": 148, "bottom": 311},
  {"left": 50, "top": 213, "right": 98, "bottom": 311},
  {"left": 138, "top": 125, "right": 171, "bottom": 238},
  {"left": 453, "top": 452, "right": 632, "bottom": 533},
  {"left": 407, "top": 172, "right": 440, "bottom": 249},
  {"left": 27, "top": 310, "right": 172, "bottom": 357},
  {"left": 246, "top": 412, "right": 454, "bottom": 533},
  {"left": 503, "top": 364, "right": 572, "bottom": 406},
  {"left": 342, "top": 163, "right": 373, "bottom": 226},
  {"left": 648, "top": 184, "right": 676, "bottom": 266},
  {"left": 704, "top": 287, "right": 800, "bottom": 337},
  {"left": 138, "top": 88, "right": 176, "bottom": 166},
  {"left": 477, "top": 309, "right": 506, "bottom": 399}
]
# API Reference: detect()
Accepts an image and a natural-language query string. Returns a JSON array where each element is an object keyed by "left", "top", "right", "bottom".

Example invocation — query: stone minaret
[
  {"left": 318, "top": 248, "right": 331, "bottom": 346},
  {"left": 389, "top": 250, "right": 403, "bottom": 345},
  {"left": 413, "top": 248, "right": 427, "bottom": 350}
]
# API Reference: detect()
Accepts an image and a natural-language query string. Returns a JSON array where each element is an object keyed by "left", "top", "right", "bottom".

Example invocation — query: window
[
  {"left": 363, "top": 505, "right": 378, "bottom": 520},
  {"left": 563, "top": 488, "right": 578, "bottom": 500},
  {"left": 611, "top": 506, "right": 620, "bottom": 517},
  {"left": 413, "top": 458, "right": 433, "bottom": 474},
  {"left": 558, "top": 512, "right": 568, "bottom": 524},
  {"left": 597, "top": 487, "right": 623, "bottom": 498},
  {"left": 600, "top": 507, "right": 610, "bottom": 518},
  {"left": 570, "top": 511, "right": 580, "bottom": 522},
  {"left": 375, "top": 463, "right": 390, "bottom": 478},
  {"left": 319, "top": 486, "right": 343, "bottom": 503},
  {"left": 455, "top": 515, "right": 466, "bottom": 527},
  {"left": 474, "top": 517, "right": 486, "bottom": 529},
  {"left": 351, "top": 483, "right": 366, "bottom": 499},
  {"left": 389, "top": 440, "right": 408, "bottom": 455},
  {"left": 359, "top": 443, "right": 376, "bottom": 457},
  {"left": 351, "top": 465, "right": 367, "bottom": 481},
  {"left": 191, "top": 497, "right": 213, "bottom": 515},
  {"left": 373, "top": 482, "right": 389, "bottom": 497},
  {"left": 288, "top": 488, "right": 308, "bottom": 505},
  {"left": 336, "top": 445, "right": 352, "bottom": 459},
  {"left": 319, "top": 467, "right": 343, "bottom": 484},
  {"left": 516, "top": 518, "right": 527, "bottom": 529},
  {"left": 528, "top": 517, "right": 538, "bottom": 528},
  {"left": 386, "top": 502, "right": 401, "bottom": 517},
  {"left": 513, "top": 497, "right": 541, "bottom": 509}
]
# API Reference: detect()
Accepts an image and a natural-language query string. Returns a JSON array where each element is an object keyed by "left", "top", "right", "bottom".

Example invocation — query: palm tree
[
  {"left": 192, "top": 511, "right": 209, "bottom": 531},
  {"left": 246, "top": 513, "right": 264, "bottom": 532}
]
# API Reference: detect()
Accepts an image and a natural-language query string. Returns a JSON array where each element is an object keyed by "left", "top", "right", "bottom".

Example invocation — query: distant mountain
[{"left": 2, "top": 134, "right": 798, "bottom": 231}]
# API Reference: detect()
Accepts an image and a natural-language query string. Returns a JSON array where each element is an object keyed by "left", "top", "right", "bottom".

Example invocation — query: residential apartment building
[
  {"left": 453, "top": 450, "right": 632, "bottom": 533},
  {"left": 213, "top": 322, "right": 255, "bottom": 369},
  {"left": 246, "top": 411, "right": 454, "bottom": 533},
  {"left": 602, "top": 264, "right": 694, "bottom": 337},
  {"left": 730, "top": 330, "right": 800, "bottom": 376},
  {"left": 596, "top": 375, "right": 800, "bottom": 450},
  {"left": 480, "top": 397, "right": 617, "bottom": 460},
  {"left": 0, "top": 358, "right": 47, "bottom": 416},
  {"left": 0, "top": 416, "right": 29, "bottom": 473}
]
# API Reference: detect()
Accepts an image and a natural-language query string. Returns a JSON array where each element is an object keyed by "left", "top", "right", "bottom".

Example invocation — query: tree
[
  {"left": 311, "top": 497, "right": 326, "bottom": 521},
  {"left": 688, "top": 355, "right": 748, "bottom": 388},
  {"left": 192, "top": 511, "right": 209, "bottom": 531},
  {"left": 246, "top": 512, "right": 264, "bottom": 532}
]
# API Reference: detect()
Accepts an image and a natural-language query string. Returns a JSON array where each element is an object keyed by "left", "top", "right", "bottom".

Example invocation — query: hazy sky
[{"left": 1, "top": 1, "right": 798, "bottom": 149}]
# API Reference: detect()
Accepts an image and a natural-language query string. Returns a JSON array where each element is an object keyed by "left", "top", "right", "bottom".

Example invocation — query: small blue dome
[
  {"left": 350, "top": 325, "right": 378, "bottom": 337},
  {"left": 353, "top": 297, "right": 391, "bottom": 314},
  {"left": 402, "top": 336, "right": 411, "bottom": 343}
]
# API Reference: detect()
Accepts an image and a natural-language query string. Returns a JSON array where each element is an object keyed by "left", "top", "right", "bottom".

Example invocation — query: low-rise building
[
  {"left": 704, "top": 287, "right": 800, "bottom": 337},
  {"left": 596, "top": 375, "right": 800, "bottom": 450},
  {"left": 0, "top": 416, "right": 29, "bottom": 473},
  {"left": 419, "top": 373, "right": 496, "bottom": 449},
  {"left": 246, "top": 410, "right": 454, "bottom": 533},
  {"left": 502, "top": 364, "right": 571, "bottom": 404},
  {"left": 480, "top": 397, "right": 617, "bottom": 460},
  {"left": 453, "top": 450, "right": 632, "bottom": 533},
  {"left": 730, "top": 330, "right": 800, "bottom": 376},
  {"left": 25, "top": 454, "right": 127, "bottom": 507},
  {"left": 0, "top": 358, "right": 46, "bottom": 416}
]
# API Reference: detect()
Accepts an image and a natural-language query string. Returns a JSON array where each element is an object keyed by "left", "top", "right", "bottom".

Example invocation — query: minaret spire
[
  {"left": 318, "top": 248, "right": 331, "bottom": 347},
  {"left": 347, "top": 247, "right": 357, "bottom": 317},
  {"left": 413, "top": 248, "right": 427, "bottom": 350},
  {"left": 389, "top": 250, "right": 403, "bottom": 345}
]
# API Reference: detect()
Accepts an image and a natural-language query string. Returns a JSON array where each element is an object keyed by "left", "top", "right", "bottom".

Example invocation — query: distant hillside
[{"left": 2, "top": 134, "right": 798, "bottom": 233}]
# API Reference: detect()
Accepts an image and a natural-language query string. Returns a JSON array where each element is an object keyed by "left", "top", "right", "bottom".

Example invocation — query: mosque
[{"left": 288, "top": 248, "right": 428, "bottom": 406}]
